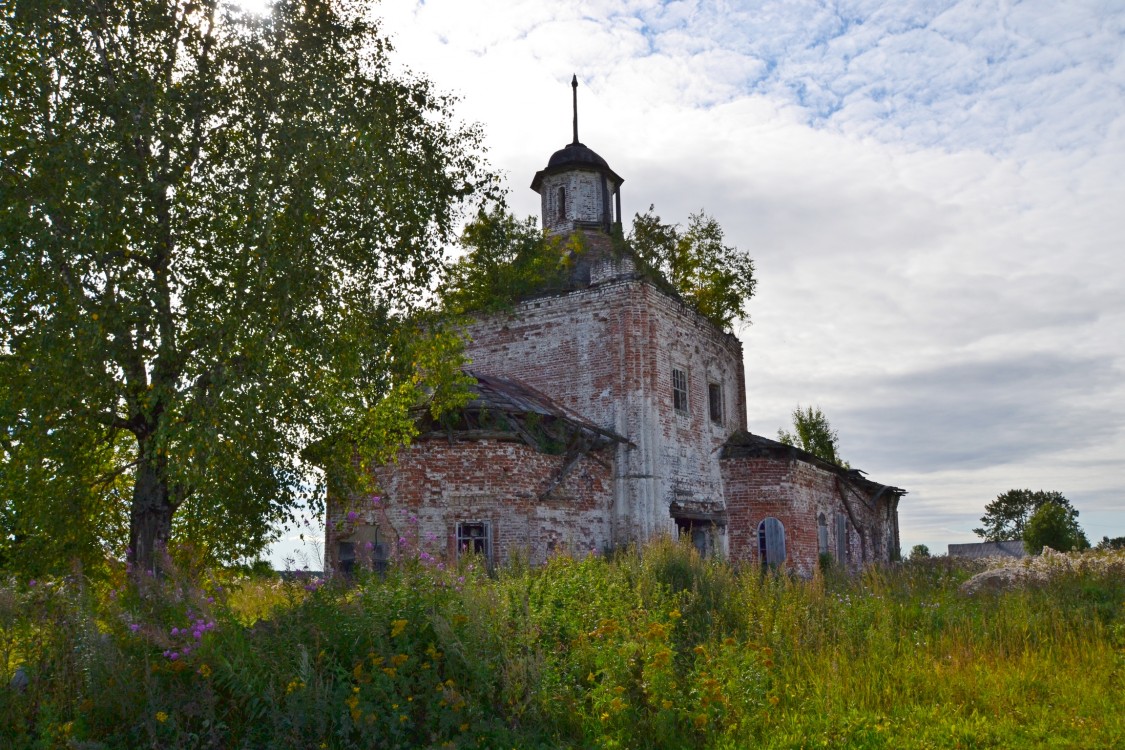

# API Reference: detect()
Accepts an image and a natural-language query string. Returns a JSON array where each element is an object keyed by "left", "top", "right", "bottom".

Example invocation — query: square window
[
  {"left": 708, "top": 382, "right": 723, "bottom": 424},
  {"left": 672, "top": 368, "right": 688, "bottom": 413},
  {"left": 456, "top": 521, "right": 492, "bottom": 566}
]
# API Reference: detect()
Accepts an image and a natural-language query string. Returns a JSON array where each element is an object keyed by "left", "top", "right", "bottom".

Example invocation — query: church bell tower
[{"left": 531, "top": 76, "right": 624, "bottom": 237}]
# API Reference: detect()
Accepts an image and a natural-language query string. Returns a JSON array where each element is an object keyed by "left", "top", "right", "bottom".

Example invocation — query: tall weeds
[{"left": 2, "top": 543, "right": 1122, "bottom": 748}]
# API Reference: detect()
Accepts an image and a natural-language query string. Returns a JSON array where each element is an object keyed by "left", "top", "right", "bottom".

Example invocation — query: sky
[{"left": 269, "top": 0, "right": 1125, "bottom": 565}]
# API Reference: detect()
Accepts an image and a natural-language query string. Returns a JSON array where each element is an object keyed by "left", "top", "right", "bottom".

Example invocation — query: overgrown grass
[{"left": 2, "top": 543, "right": 1123, "bottom": 748}]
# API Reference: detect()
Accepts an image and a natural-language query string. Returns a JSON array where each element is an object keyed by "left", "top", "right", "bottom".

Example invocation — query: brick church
[{"left": 326, "top": 81, "right": 904, "bottom": 576}]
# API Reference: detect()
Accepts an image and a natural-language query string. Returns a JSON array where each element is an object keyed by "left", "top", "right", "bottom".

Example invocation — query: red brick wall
[
  {"left": 325, "top": 438, "right": 614, "bottom": 572},
  {"left": 722, "top": 456, "right": 899, "bottom": 576},
  {"left": 463, "top": 272, "right": 746, "bottom": 548}
]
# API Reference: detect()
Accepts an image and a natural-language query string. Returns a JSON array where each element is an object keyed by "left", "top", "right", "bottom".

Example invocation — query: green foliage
[
  {"left": 909, "top": 544, "right": 931, "bottom": 560},
  {"left": 0, "top": 0, "right": 489, "bottom": 571},
  {"left": 439, "top": 204, "right": 585, "bottom": 314},
  {"left": 629, "top": 206, "right": 757, "bottom": 331},
  {"left": 1097, "top": 535, "right": 1125, "bottom": 551},
  {"left": 1024, "top": 501, "right": 1086, "bottom": 554},
  {"left": 5, "top": 543, "right": 1125, "bottom": 748},
  {"left": 777, "top": 404, "right": 849, "bottom": 467},
  {"left": 974, "top": 489, "right": 1087, "bottom": 547},
  {"left": 441, "top": 205, "right": 756, "bottom": 332}
]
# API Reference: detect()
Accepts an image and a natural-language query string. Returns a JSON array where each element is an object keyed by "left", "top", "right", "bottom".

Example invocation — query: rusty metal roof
[{"left": 416, "top": 370, "right": 628, "bottom": 450}]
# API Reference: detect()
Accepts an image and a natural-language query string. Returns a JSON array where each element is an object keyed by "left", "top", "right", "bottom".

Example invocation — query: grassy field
[{"left": 2, "top": 542, "right": 1122, "bottom": 749}]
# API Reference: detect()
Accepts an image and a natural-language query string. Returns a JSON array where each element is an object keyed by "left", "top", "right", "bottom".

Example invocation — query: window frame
[
  {"left": 456, "top": 520, "right": 493, "bottom": 566},
  {"left": 672, "top": 367, "right": 689, "bottom": 414}
]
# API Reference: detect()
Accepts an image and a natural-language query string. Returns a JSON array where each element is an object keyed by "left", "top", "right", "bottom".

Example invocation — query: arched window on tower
[{"left": 557, "top": 186, "right": 566, "bottom": 223}]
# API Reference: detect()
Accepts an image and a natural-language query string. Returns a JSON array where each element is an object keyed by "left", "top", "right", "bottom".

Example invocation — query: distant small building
[{"left": 948, "top": 541, "right": 1027, "bottom": 559}]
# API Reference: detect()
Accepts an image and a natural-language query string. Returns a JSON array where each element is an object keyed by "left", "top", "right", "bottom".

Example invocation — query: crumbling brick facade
[
  {"left": 325, "top": 96, "right": 904, "bottom": 575},
  {"left": 325, "top": 438, "right": 614, "bottom": 572}
]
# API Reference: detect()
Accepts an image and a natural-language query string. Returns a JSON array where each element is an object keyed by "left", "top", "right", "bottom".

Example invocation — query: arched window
[
  {"left": 758, "top": 517, "right": 786, "bottom": 567},
  {"left": 557, "top": 186, "right": 566, "bottom": 223},
  {"left": 817, "top": 513, "right": 828, "bottom": 555}
]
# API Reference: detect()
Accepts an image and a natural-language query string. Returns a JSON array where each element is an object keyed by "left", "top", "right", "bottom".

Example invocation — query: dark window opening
[
  {"left": 708, "top": 383, "right": 723, "bottom": 424},
  {"left": 672, "top": 368, "right": 688, "bottom": 413},
  {"left": 457, "top": 521, "right": 492, "bottom": 566},
  {"left": 337, "top": 527, "right": 389, "bottom": 576},
  {"left": 557, "top": 186, "right": 566, "bottom": 223},
  {"left": 675, "top": 518, "right": 713, "bottom": 557},
  {"left": 337, "top": 541, "right": 355, "bottom": 575}
]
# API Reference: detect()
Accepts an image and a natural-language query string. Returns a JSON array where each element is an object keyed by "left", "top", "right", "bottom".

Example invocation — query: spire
[{"left": 571, "top": 74, "right": 579, "bottom": 145}]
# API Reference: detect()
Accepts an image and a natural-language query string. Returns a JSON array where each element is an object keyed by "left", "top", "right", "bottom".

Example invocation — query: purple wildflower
[{"left": 347, "top": 510, "right": 358, "bottom": 522}]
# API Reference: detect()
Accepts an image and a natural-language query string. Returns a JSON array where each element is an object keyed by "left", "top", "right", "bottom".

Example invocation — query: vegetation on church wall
[
  {"left": 438, "top": 205, "right": 588, "bottom": 315},
  {"left": 440, "top": 204, "right": 757, "bottom": 333},
  {"left": 0, "top": 0, "right": 491, "bottom": 575},
  {"left": 3, "top": 540, "right": 1123, "bottom": 748},
  {"left": 629, "top": 206, "right": 757, "bottom": 332},
  {"left": 777, "top": 405, "right": 850, "bottom": 468}
]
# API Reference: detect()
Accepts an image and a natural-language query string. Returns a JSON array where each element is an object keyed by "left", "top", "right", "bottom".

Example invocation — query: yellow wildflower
[
  {"left": 198, "top": 663, "right": 212, "bottom": 678},
  {"left": 661, "top": 700, "right": 673, "bottom": 710},
  {"left": 390, "top": 619, "right": 408, "bottom": 638},
  {"left": 155, "top": 711, "right": 168, "bottom": 724},
  {"left": 669, "top": 609, "right": 681, "bottom": 620}
]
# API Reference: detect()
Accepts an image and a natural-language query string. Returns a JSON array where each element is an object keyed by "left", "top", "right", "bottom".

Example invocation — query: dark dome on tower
[{"left": 531, "top": 141, "right": 620, "bottom": 191}]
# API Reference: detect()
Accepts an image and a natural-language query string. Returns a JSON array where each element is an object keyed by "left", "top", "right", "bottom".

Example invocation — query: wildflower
[
  {"left": 692, "top": 714, "right": 708, "bottom": 728},
  {"left": 609, "top": 697, "right": 626, "bottom": 712},
  {"left": 28, "top": 579, "right": 36, "bottom": 588},
  {"left": 390, "top": 619, "right": 408, "bottom": 638},
  {"left": 155, "top": 711, "right": 168, "bottom": 724},
  {"left": 769, "top": 695, "right": 780, "bottom": 706},
  {"left": 198, "top": 664, "right": 212, "bottom": 678},
  {"left": 669, "top": 609, "right": 681, "bottom": 620},
  {"left": 168, "top": 652, "right": 179, "bottom": 661},
  {"left": 371, "top": 495, "right": 381, "bottom": 506},
  {"left": 600, "top": 712, "right": 610, "bottom": 722},
  {"left": 129, "top": 623, "right": 141, "bottom": 633},
  {"left": 347, "top": 510, "right": 358, "bottom": 522},
  {"left": 661, "top": 700, "right": 673, "bottom": 710}
]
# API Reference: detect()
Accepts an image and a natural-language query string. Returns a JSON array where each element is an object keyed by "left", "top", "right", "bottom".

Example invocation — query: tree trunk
[{"left": 128, "top": 448, "right": 174, "bottom": 575}]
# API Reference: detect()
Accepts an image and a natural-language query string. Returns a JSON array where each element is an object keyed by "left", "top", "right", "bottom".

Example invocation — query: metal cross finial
[{"left": 571, "top": 74, "right": 579, "bottom": 145}]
